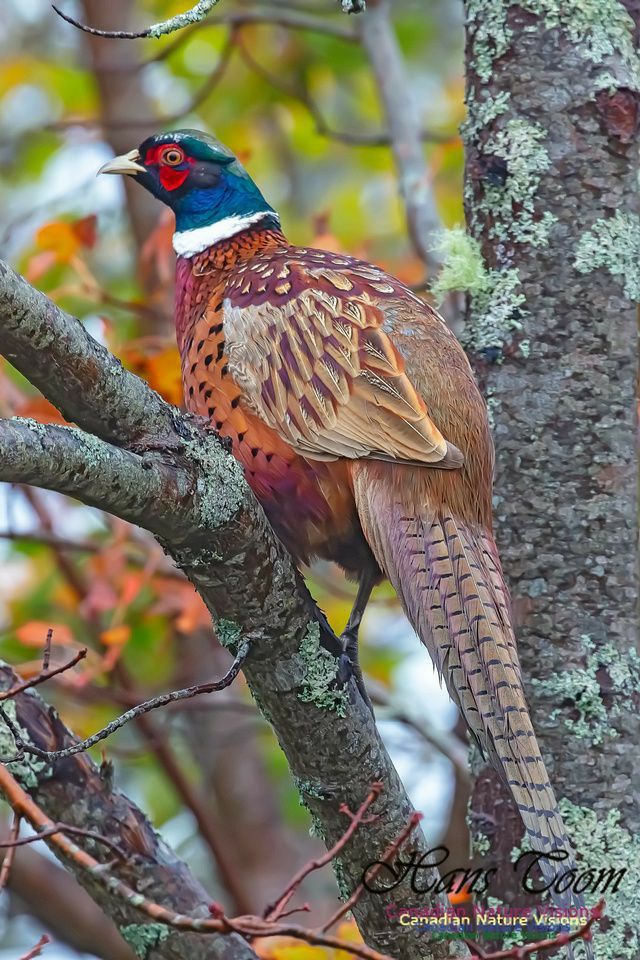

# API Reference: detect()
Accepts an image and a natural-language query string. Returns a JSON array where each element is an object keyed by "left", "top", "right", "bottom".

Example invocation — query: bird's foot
[{"left": 338, "top": 628, "right": 374, "bottom": 718}]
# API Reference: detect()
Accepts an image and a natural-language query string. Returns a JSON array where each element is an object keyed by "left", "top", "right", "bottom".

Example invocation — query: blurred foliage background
[{"left": 0, "top": 1, "right": 469, "bottom": 957}]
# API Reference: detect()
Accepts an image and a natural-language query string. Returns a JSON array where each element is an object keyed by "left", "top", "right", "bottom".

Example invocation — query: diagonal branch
[{"left": 0, "top": 663, "right": 258, "bottom": 960}]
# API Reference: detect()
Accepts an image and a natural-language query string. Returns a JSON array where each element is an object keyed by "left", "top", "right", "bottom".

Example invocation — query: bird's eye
[{"left": 162, "top": 148, "right": 184, "bottom": 166}]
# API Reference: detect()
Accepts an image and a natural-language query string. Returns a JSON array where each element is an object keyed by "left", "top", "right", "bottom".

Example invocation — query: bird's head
[{"left": 98, "top": 129, "right": 279, "bottom": 256}]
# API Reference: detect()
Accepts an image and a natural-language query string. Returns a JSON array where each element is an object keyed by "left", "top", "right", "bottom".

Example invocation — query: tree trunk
[{"left": 462, "top": 3, "right": 639, "bottom": 955}]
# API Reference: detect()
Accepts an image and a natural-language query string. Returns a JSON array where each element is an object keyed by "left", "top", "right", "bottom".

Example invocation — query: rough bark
[
  {"left": 0, "top": 260, "right": 465, "bottom": 960},
  {"left": 462, "top": 3, "right": 639, "bottom": 956},
  {"left": 0, "top": 664, "right": 257, "bottom": 960}
]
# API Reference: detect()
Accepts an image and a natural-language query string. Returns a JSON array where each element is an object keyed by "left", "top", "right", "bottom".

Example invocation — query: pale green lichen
[
  {"left": 0, "top": 696, "right": 53, "bottom": 788},
  {"left": 466, "top": 0, "right": 514, "bottom": 82},
  {"left": 294, "top": 777, "right": 329, "bottom": 801},
  {"left": 309, "top": 813, "right": 327, "bottom": 841},
  {"left": 297, "top": 621, "right": 347, "bottom": 716},
  {"left": 186, "top": 432, "right": 245, "bottom": 529},
  {"left": 473, "top": 832, "right": 491, "bottom": 857},
  {"left": 431, "top": 228, "right": 489, "bottom": 303},
  {"left": 486, "top": 391, "right": 502, "bottom": 431},
  {"left": 120, "top": 923, "right": 170, "bottom": 959},
  {"left": 559, "top": 799, "right": 639, "bottom": 959},
  {"left": 464, "top": 267, "right": 526, "bottom": 354},
  {"left": 431, "top": 229, "right": 527, "bottom": 354},
  {"left": 481, "top": 119, "right": 557, "bottom": 247},
  {"left": 574, "top": 212, "right": 640, "bottom": 301},
  {"left": 148, "top": 0, "right": 220, "bottom": 38},
  {"left": 466, "top": 0, "right": 640, "bottom": 89},
  {"left": 531, "top": 637, "right": 640, "bottom": 746},
  {"left": 216, "top": 617, "right": 243, "bottom": 652},
  {"left": 332, "top": 855, "right": 354, "bottom": 901}
]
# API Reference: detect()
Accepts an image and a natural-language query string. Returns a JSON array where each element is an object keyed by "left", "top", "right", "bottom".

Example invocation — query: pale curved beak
[{"left": 97, "top": 149, "right": 145, "bottom": 177}]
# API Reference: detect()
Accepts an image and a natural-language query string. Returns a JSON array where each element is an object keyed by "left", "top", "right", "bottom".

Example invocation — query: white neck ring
[{"left": 172, "top": 211, "right": 278, "bottom": 258}]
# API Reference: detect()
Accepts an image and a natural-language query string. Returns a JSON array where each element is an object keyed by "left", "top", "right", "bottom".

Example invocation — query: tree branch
[
  {"left": 357, "top": 0, "right": 443, "bottom": 276},
  {"left": 53, "top": 1, "right": 223, "bottom": 39},
  {"left": 0, "top": 663, "right": 258, "bottom": 960},
  {"left": 0, "top": 259, "right": 463, "bottom": 959}
]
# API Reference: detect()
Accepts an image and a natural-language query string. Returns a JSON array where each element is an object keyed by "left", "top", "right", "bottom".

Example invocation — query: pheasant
[{"left": 100, "top": 130, "right": 591, "bottom": 930}]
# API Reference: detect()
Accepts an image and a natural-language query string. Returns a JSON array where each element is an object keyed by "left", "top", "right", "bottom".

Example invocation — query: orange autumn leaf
[
  {"left": 72, "top": 214, "right": 97, "bottom": 249},
  {"left": 25, "top": 250, "right": 59, "bottom": 283},
  {"left": 151, "top": 578, "right": 211, "bottom": 634},
  {"left": 145, "top": 347, "right": 183, "bottom": 406},
  {"left": 16, "top": 621, "right": 73, "bottom": 648},
  {"left": 100, "top": 625, "right": 131, "bottom": 647},
  {"left": 121, "top": 345, "right": 183, "bottom": 406},
  {"left": 31, "top": 214, "right": 98, "bottom": 275}
]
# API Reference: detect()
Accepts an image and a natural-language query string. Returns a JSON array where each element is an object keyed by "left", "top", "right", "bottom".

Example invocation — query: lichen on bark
[{"left": 462, "top": 6, "right": 640, "bottom": 952}]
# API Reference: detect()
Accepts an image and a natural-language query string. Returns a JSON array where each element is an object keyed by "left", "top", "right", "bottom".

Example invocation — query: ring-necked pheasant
[{"left": 100, "top": 130, "right": 591, "bottom": 933}]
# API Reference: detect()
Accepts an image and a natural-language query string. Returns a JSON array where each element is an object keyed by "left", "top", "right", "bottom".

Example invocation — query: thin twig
[
  {"left": 463, "top": 900, "right": 604, "bottom": 959},
  {"left": 264, "top": 782, "right": 383, "bottom": 921},
  {"left": 52, "top": 1, "right": 222, "bottom": 40},
  {"left": 0, "top": 649, "right": 87, "bottom": 703},
  {"left": 101, "top": 33, "right": 237, "bottom": 130},
  {"left": 357, "top": 0, "right": 444, "bottom": 273},
  {"left": 0, "top": 642, "right": 251, "bottom": 763},
  {"left": 236, "top": 36, "right": 455, "bottom": 147},
  {"left": 0, "top": 812, "right": 21, "bottom": 891},
  {"left": 41, "top": 628, "right": 53, "bottom": 672},
  {"left": 0, "top": 764, "right": 395, "bottom": 960},
  {"left": 0, "top": 822, "right": 128, "bottom": 862},
  {"left": 321, "top": 810, "right": 422, "bottom": 932},
  {"left": 18, "top": 935, "right": 50, "bottom": 960}
]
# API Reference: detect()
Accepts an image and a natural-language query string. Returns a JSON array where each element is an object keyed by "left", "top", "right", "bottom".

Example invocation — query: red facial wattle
[
  {"left": 159, "top": 166, "right": 190, "bottom": 191},
  {"left": 143, "top": 143, "right": 193, "bottom": 192}
]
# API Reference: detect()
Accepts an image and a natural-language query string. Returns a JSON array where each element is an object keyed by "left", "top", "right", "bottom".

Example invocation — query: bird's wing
[{"left": 221, "top": 251, "right": 463, "bottom": 467}]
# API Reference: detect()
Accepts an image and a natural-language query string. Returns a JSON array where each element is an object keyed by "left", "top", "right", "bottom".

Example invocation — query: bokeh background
[{"left": 0, "top": 2, "right": 470, "bottom": 957}]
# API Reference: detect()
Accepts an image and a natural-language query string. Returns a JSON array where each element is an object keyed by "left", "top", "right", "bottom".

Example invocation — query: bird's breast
[{"left": 177, "top": 291, "right": 363, "bottom": 567}]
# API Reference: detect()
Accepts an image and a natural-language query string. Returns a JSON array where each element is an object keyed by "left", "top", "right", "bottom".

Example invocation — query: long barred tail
[{"left": 354, "top": 474, "right": 593, "bottom": 955}]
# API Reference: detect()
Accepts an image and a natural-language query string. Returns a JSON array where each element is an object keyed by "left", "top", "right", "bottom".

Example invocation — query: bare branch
[
  {"left": 18, "top": 935, "right": 50, "bottom": 960},
  {"left": 0, "top": 418, "right": 192, "bottom": 534},
  {"left": 0, "top": 813, "right": 21, "bottom": 892},
  {"left": 0, "top": 823, "right": 128, "bottom": 862},
  {"left": 0, "top": 642, "right": 250, "bottom": 763},
  {"left": 357, "top": 0, "right": 443, "bottom": 275},
  {"left": 0, "top": 261, "right": 177, "bottom": 448},
  {"left": 53, "top": 1, "right": 222, "bottom": 40},
  {"left": 0, "top": 647, "right": 87, "bottom": 702},
  {"left": 264, "top": 783, "right": 382, "bottom": 921},
  {"left": 0, "top": 664, "right": 258, "bottom": 960}
]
